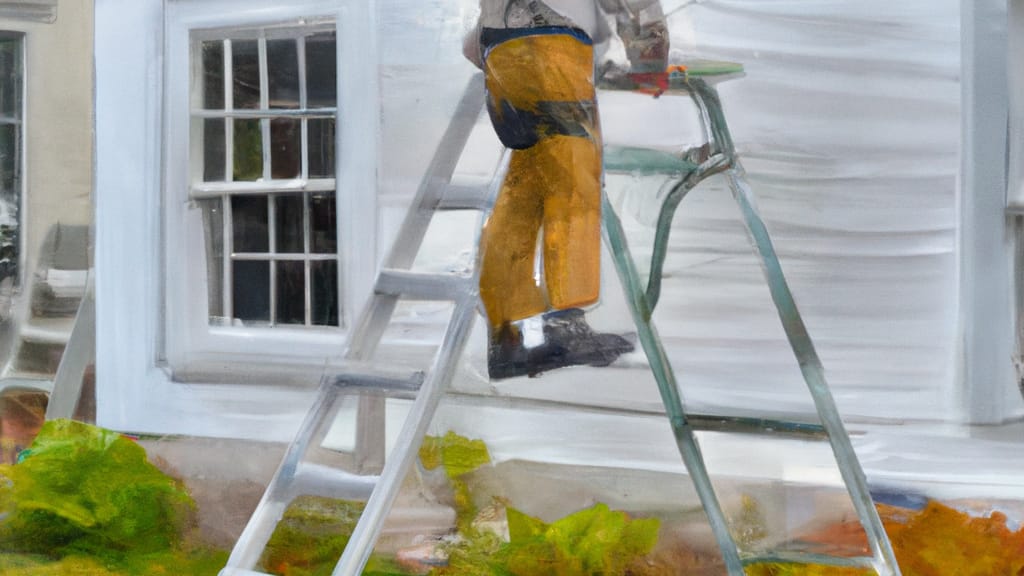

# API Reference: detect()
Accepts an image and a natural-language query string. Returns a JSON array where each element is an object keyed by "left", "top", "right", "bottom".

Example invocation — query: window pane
[
  {"left": 311, "top": 260, "right": 338, "bottom": 326},
  {"left": 201, "top": 40, "right": 224, "bottom": 110},
  {"left": 0, "top": 123, "right": 16, "bottom": 193},
  {"left": 274, "top": 194, "right": 303, "bottom": 253},
  {"left": 231, "top": 195, "right": 268, "bottom": 253},
  {"left": 0, "top": 38, "right": 20, "bottom": 120},
  {"left": 233, "top": 118, "right": 263, "bottom": 181},
  {"left": 305, "top": 32, "right": 336, "bottom": 108},
  {"left": 231, "top": 39, "right": 260, "bottom": 109},
  {"left": 276, "top": 260, "right": 305, "bottom": 325},
  {"left": 310, "top": 193, "right": 336, "bottom": 253},
  {"left": 308, "top": 119, "right": 335, "bottom": 178},
  {"left": 203, "top": 119, "right": 226, "bottom": 182},
  {"left": 270, "top": 118, "right": 300, "bottom": 179},
  {"left": 233, "top": 260, "right": 270, "bottom": 322},
  {"left": 267, "top": 39, "right": 299, "bottom": 109},
  {"left": 198, "top": 198, "right": 224, "bottom": 319}
]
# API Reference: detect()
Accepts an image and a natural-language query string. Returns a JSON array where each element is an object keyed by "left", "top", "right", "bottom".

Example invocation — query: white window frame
[
  {"left": 960, "top": 0, "right": 1024, "bottom": 424},
  {"left": 164, "top": 0, "right": 377, "bottom": 380},
  {"left": 95, "top": 0, "right": 378, "bottom": 439}
]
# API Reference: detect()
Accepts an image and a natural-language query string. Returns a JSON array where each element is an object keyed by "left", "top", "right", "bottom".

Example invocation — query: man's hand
[
  {"left": 618, "top": 14, "right": 669, "bottom": 74},
  {"left": 598, "top": 0, "right": 669, "bottom": 74}
]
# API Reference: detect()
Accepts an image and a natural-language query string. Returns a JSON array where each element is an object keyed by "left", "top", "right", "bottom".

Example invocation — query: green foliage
[
  {"left": 258, "top": 495, "right": 411, "bottom": 576},
  {"left": 0, "top": 419, "right": 195, "bottom": 559},
  {"left": 506, "top": 507, "right": 546, "bottom": 542},
  {"left": 419, "top": 431, "right": 491, "bottom": 479},
  {"left": 0, "top": 419, "right": 228, "bottom": 575},
  {"left": 233, "top": 119, "right": 263, "bottom": 181},
  {"left": 437, "top": 530, "right": 507, "bottom": 576},
  {"left": 436, "top": 503, "right": 660, "bottom": 576},
  {"left": 500, "top": 503, "right": 660, "bottom": 576},
  {"left": 420, "top": 433, "right": 661, "bottom": 575},
  {"left": 419, "top": 431, "right": 492, "bottom": 532},
  {"left": 259, "top": 495, "right": 363, "bottom": 576}
]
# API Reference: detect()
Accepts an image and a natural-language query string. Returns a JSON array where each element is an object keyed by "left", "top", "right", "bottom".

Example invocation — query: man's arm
[
  {"left": 597, "top": 0, "right": 668, "bottom": 73},
  {"left": 463, "top": 18, "right": 484, "bottom": 69}
]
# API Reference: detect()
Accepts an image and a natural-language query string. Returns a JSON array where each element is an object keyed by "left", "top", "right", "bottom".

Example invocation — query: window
[
  {"left": 0, "top": 34, "right": 21, "bottom": 288},
  {"left": 156, "top": 0, "right": 378, "bottom": 386},
  {"left": 192, "top": 25, "right": 341, "bottom": 327}
]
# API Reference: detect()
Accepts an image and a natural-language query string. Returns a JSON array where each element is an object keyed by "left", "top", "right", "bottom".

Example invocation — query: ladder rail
[
  {"left": 604, "top": 76, "right": 901, "bottom": 576},
  {"left": 602, "top": 195, "right": 747, "bottom": 576},
  {"left": 223, "top": 75, "right": 500, "bottom": 576},
  {"left": 332, "top": 296, "right": 478, "bottom": 576},
  {"left": 378, "top": 75, "right": 487, "bottom": 272},
  {"left": 343, "top": 74, "right": 488, "bottom": 471},
  {"left": 45, "top": 271, "right": 95, "bottom": 420},
  {"left": 343, "top": 74, "right": 486, "bottom": 361},
  {"left": 691, "top": 74, "right": 899, "bottom": 575},
  {"left": 225, "top": 380, "right": 344, "bottom": 570},
  {"left": 727, "top": 167, "right": 901, "bottom": 576}
]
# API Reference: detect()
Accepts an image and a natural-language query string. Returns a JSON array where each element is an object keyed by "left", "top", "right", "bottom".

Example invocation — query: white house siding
[
  {"left": 95, "top": 0, "right": 1003, "bottom": 445},
  {"left": 377, "top": 0, "right": 964, "bottom": 424}
]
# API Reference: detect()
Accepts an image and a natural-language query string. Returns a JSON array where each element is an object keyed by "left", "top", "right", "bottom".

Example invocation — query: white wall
[
  {"left": 374, "top": 1, "right": 976, "bottom": 424},
  {"left": 96, "top": 0, "right": 1022, "bottom": 442}
]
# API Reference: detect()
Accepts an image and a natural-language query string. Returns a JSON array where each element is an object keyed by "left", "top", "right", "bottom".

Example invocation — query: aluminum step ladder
[
  {"left": 220, "top": 75, "right": 503, "bottom": 576},
  {"left": 221, "top": 71, "right": 902, "bottom": 576},
  {"left": 600, "top": 71, "right": 901, "bottom": 575}
]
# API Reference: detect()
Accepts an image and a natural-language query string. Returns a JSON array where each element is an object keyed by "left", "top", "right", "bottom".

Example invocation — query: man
[{"left": 466, "top": 0, "right": 669, "bottom": 379}]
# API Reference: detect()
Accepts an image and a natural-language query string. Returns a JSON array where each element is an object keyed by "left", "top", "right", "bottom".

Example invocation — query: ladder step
[
  {"left": 741, "top": 552, "right": 876, "bottom": 569},
  {"left": 375, "top": 269, "right": 473, "bottom": 301},
  {"left": 219, "top": 569, "right": 273, "bottom": 576},
  {"left": 326, "top": 366, "right": 425, "bottom": 394},
  {"left": 287, "top": 462, "right": 379, "bottom": 501},
  {"left": 688, "top": 414, "right": 827, "bottom": 440},
  {"left": 438, "top": 181, "right": 492, "bottom": 211}
]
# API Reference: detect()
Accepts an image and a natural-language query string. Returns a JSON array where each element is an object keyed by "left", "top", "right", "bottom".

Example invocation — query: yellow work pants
[
  {"left": 479, "top": 134, "right": 602, "bottom": 327},
  {"left": 478, "top": 28, "right": 602, "bottom": 329}
]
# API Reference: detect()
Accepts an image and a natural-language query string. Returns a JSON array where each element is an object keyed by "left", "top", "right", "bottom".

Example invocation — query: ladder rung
[
  {"left": 438, "top": 182, "right": 491, "bottom": 211},
  {"left": 327, "top": 367, "right": 425, "bottom": 394},
  {"left": 442, "top": 392, "right": 827, "bottom": 441},
  {"left": 687, "top": 414, "right": 827, "bottom": 440},
  {"left": 741, "top": 552, "right": 876, "bottom": 569},
  {"left": 288, "top": 462, "right": 379, "bottom": 501},
  {"left": 375, "top": 269, "right": 473, "bottom": 301},
  {"left": 220, "top": 565, "right": 280, "bottom": 576}
]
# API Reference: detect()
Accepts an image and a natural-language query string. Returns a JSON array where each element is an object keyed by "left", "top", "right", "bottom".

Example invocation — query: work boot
[
  {"left": 487, "top": 323, "right": 532, "bottom": 380},
  {"left": 532, "top": 308, "right": 635, "bottom": 372}
]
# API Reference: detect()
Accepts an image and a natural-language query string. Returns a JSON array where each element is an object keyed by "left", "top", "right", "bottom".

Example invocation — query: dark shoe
[
  {"left": 533, "top": 308, "right": 635, "bottom": 372},
  {"left": 487, "top": 324, "right": 532, "bottom": 380}
]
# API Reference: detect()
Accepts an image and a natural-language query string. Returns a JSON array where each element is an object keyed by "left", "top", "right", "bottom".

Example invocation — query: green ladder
[{"left": 601, "top": 66, "right": 901, "bottom": 575}]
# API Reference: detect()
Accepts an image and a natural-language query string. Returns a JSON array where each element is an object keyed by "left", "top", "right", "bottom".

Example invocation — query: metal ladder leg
[
  {"left": 345, "top": 74, "right": 488, "bottom": 474},
  {"left": 332, "top": 297, "right": 477, "bottom": 576},
  {"left": 224, "top": 381, "right": 346, "bottom": 571},
  {"left": 222, "top": 73, "right": 500, "bottom": 576},
  {"left": 726, "top": 167, "right": 901, "bottom": 576},
  {"left": 602, "top": 194, "right": 747, "bottom": 576}
]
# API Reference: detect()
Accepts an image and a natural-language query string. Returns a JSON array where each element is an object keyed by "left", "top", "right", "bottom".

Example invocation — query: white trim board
[{"left": 958, "top": 0, "right": 1024, "bottom": 423}]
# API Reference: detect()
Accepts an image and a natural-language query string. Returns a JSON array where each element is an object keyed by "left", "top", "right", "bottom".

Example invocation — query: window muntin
[
  {"left": 191, "top": 23, "right": 339, "bottom": 328},
  {"left": 0, "top": 33, "right": 21, "bottom": 287}
]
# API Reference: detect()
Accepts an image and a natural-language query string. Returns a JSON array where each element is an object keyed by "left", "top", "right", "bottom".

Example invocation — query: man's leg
[
  {"left": 541, "top": 135, "right": 602, "bottom": 311},
  {"left": 479, "top": 150, "right": 546, "bottom": 379},
  {"left": 536, "top": 135, "right": 634, "bottom": 370},
  {"left": 479, "top": 151, "right": 547, "bottom": 326}
]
